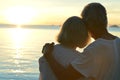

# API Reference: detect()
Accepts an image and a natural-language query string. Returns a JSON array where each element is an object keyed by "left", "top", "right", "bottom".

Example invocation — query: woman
[{"left": 39, "top": 16, "right": 90, "bottom": 80}]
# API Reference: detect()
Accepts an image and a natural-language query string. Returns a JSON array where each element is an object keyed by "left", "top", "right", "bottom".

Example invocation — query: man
[{"left": 42, "top": 3, "right": 120, "bottom": 80}]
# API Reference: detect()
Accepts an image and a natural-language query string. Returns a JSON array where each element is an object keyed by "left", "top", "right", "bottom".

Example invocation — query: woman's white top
[{"left": 39, "top": 44, "right": 81, "bottom": 80}]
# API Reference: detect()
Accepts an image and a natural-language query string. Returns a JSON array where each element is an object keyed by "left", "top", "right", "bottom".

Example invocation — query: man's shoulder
[
  {"left": 116, "top": 37, "right": 120, "bottom": 42},
  {"left": 86, "top": 38, "right": 104, "bottom": 49}
]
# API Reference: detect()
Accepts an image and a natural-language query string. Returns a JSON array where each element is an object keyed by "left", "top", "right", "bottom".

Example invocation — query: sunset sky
[{"left": 0, "top": 0, "right": 119, "bottom": 25}]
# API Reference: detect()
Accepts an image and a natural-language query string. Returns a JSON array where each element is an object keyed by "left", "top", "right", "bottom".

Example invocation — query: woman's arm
[{"left": 43, "top": 43, "right": 84, "bottom": 80}]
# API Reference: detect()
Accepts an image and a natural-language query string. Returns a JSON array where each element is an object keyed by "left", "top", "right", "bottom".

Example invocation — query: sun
[{"left": 4, "top": 6, "right": 37, "bottom": 25}]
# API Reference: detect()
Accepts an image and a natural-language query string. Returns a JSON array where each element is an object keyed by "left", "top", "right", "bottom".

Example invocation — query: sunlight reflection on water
[{"left": 0, "top": 26, "right": 59, "bottom": 80}]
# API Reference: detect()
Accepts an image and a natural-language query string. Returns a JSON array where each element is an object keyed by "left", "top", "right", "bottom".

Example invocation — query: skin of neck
[
  {"left": 91, "top": 31, "right": 116, "bottom": 40},
  {"left": 90, "top": 29, "right": 116, "bottom": 40}
]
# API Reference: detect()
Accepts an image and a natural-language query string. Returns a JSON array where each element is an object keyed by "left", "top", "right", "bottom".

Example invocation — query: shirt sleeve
[
  {"left": 39, "top": 56, "right": 57, "bottom": 80},
  {"left": 71, "top": 49, "right": 95, "bottom": 78},
  {"left": 39, "top": 56, "right": 47, "bottom": 72}
]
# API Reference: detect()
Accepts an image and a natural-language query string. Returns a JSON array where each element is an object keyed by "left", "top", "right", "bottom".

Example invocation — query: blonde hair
[{"left": 57, "top": 16, "right": 90, "bottom": 48}]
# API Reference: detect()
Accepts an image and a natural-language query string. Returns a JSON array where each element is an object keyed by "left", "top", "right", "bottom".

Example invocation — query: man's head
[{"left": 81, "top": 3, "right": 108, "bottom": 39}]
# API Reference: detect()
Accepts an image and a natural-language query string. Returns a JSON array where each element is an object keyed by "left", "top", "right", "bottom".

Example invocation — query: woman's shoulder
[
  {"left": 54, "top": 44, "right": 80, "bottom": 55},
  {"left": 39, "top": 56, "right": 47, "bottom": 63},
  {"left": 54, "top": 44, "right": 80, "bottom": 54}
]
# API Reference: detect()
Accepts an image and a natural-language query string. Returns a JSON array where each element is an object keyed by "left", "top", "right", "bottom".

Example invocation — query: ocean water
[
  {"left": 0, "top": 26, "right": 120, "bottom": 80},
  {"left": 0, "top": 26, "right": 59, "bottom": 80}
]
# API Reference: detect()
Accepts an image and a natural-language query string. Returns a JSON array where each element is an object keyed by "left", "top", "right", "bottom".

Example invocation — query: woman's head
[
  {"left": 57, "top": 16, "right": 90, "bottom": 48},
  {"left": 81, "top": 3, "right": 108, "bottom": 39}
]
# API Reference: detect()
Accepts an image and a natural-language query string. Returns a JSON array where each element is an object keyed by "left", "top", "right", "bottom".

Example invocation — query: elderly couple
[{"left": 39, "top": 2, "right": 120, "bottom": 80}]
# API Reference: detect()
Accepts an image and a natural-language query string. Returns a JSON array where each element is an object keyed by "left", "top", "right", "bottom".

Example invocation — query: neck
[
  {"left": 93, "top": 32, "right": 117, "bottom": 40},
  {"left": 100, "top": 33, "right": 117, "bottom": 40}
]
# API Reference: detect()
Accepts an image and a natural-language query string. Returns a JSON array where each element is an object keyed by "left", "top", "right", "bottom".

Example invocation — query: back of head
[
  {"left": 81, "top": 3, "right": 108, "bottom": 36},
  {"left": 57, "top": 16, "right": 89, "bottom": 48}
]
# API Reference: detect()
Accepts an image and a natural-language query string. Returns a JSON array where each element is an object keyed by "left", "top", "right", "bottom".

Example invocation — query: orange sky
[{"left": 0, "top": 0, "right": 119, "bottom": 25}]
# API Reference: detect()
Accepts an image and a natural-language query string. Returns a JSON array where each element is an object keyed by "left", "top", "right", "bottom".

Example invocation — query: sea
[{"left": 0, "top": 25, "right": 120, "bottom": 80}]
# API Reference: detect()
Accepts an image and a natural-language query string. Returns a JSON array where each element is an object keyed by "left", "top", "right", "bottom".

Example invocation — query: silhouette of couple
[{"left": 39, "top": 2, "right": 120, "bottom": 80}]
